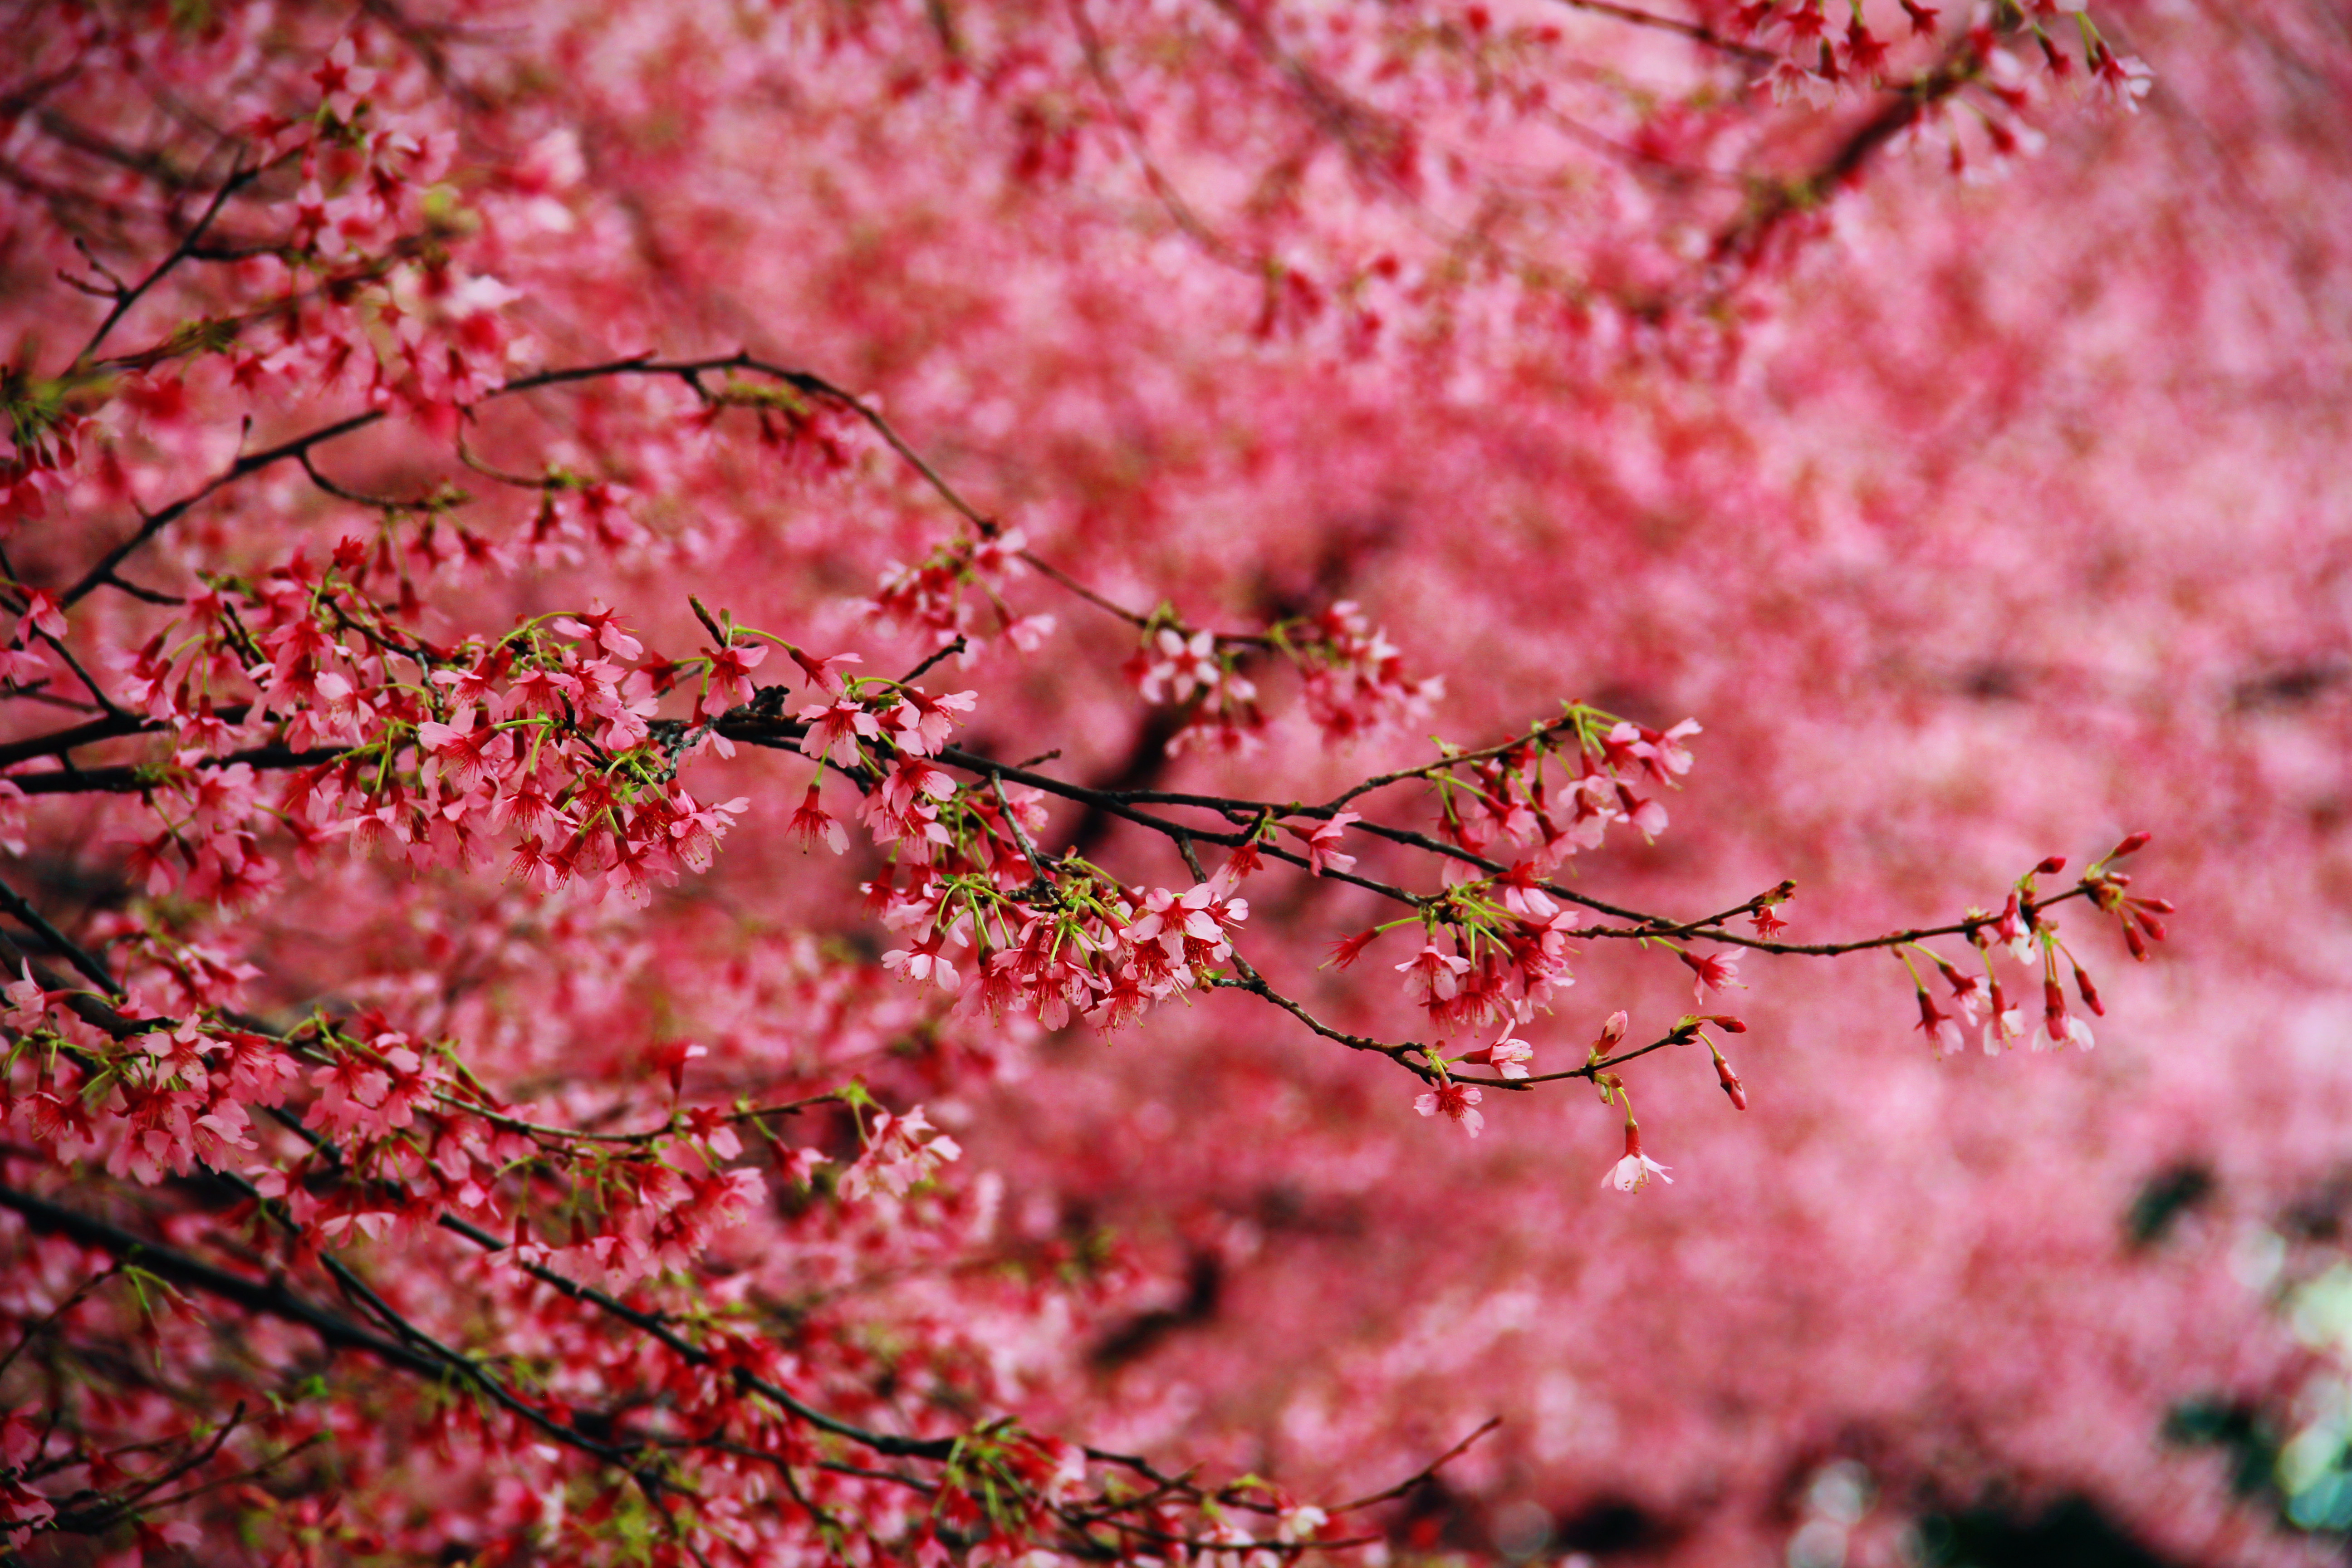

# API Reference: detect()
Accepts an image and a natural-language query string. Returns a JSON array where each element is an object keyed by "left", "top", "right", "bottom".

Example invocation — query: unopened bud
[
  {"left": 2109, "top": 832, "right": 2151, "bottom": 859},
  {"left": 2034, "top": 855, "right": 2066, "bottom": 876},
  {"left": 2123, "top": 922, "right": 2148, "bottom": 961},
  {"left": 1714, "top": 1054, "right": 1748, "bottom": 1111},
  {"left": 1708, "top": 1014, "right": 1748, "bottom": 1033},
  {"left": 2072, "top": 963, "right": 2104, "bottom": 1016},
  {"left": 2134, "top": 911, "right": 2168, "bottom": 942}
]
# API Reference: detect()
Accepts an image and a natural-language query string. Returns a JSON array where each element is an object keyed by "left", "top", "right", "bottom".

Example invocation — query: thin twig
[
  {"left": 1333, "top": 1415, "right": 1501, "bottom": 1512},
  {"left": 0, "top": 873, "right": 118, "bottom": 994},
  {"left": 1539, "top": 0, "right": 1776, "bottom": 64},
  {"left": 74, "top": 152, "right": 258, "bottom": 366}
]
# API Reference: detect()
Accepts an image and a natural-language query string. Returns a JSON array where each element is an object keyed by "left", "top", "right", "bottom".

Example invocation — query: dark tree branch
[{"left": 0, "top": 1184, "right": 441, "bottom": 1377}]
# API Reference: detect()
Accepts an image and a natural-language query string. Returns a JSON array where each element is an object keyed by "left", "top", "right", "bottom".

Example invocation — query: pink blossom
[
  {"left": 789, "top": 648, "right": 863, "bottom": 693},
  {"left": 1413, "top": 1081, "right": 1485, "bottom": 1137},
  {"left": 1494, "top": 860, "right": 1558, "bottom": 919},
  {"left": 1615, "top": 782, "right": 1669, "bottom": 838},
  {"left": 2089, "top": 47, "right": 2155, "bottom": 113},
  {"left": 15, "top": 588, "right": 65, "bottom": 640},
  {"left": 1003, "top": 612, "right": 1056, "bottom": 652},
  {"left": 1137, "top": 627, "right": 1221, "bottom": 705},
  {"left": 883, "top": 928, "right": 967, "bottom": 992},
  {"left": 1914, "top": 986, "right": 1965, "bottom": 1057},
  {"left": 789, "top": 782, "right": 848, "bottom": 854},
  {"left": 1460, "top": 1024, "right": 1535, "bottom": 1080},
  {"left": 0, "top": 9, "right": 2259, "bottom": 1557},
  {"left": 700, "top": 638, "right": 768, "bottom": 712},
  {"left": 416, "top": 708, "right": 498, "bottom": 788},
  {"left": 1715, "top": 1053, "right": 1749, "bottom": 1110},
  {"left": 797, "top": 698, "right": 883, "bottom": 764},
  {"left": 3, "top": 964, "right": 62, "bottom": 1030},
  {"left": 1396, "top": 941, "right": 1472, "bottom": 1004},
  {"left": 1678, "top": 949, "right": 1743, "bottom": 1003},
  {"left": 888, "top": 687, "right": 977, "bottom": 756},
  {"left": 551, "top": 601, "right": 643, "bottom": 661},
  {"left": 1606, "top": 1123, "right": 1673, "bottom": 1192},
  {"left": 2039, "top": 977, "right": 2095, "bottom": 1051},
  {"left": 1291, "top": 811, "right": 1360, "bottom": 877}
]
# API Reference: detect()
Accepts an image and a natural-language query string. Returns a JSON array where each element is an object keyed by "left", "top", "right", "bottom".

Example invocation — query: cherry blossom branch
[
  {"left": 0, "top": 953, "right": 696, "bottom": 1499},
  {"left": 38, "top": 1402, "right": 250, "bottom": 1538},
  {"left": 0, "top": 872, "right": 118, "bottom": 994},
  {"left": 0, "top": 916, "right": 964, "bottom": 1470},
  {"left": 0, "top": 693, "right": 2110, "bottom": 965},
  {"left": 61, "top": 410, "right": 387, "bottom": 608},
  {"left": 0, "top": 1181, "right": 695, "bottom": 1506},
  {"left": 1709, "top": 38, "right": 1982, "bottom": 270},
  {"left": 46, "top": 1427, "right": 323, "bottom": 1540},
  {"left": 1216, "top": 956, "right": 1709, "bottom": 1091},
  {"left": 1217, "top": 954, "right": 1421, "bottom": 1068},
  {"left": 911, "top": 733, "right": 2102, "bottom": 960},
  {"left": 53, "top": 348, "right": 1217, "bottom": 651},
  {"left": 5, "top": 965, "right": 972, "bottom": 1485},
  {"left": 0, "top": 1264, "right": 116, "bottom": 1382},
  {"left": 0, "top": 841, "right": 1496, "bottom": 1522},
  {"left": 2, "top": 1176, "right": 1440, "bottom": 1558},
  {"left": 1537, "top": 0, "right": 1777, "bottom": 64},
  {"left": 71, "top": 151, "right": 260, "bottom": 368},
  {"left": 0, "top": 1184, "right": 441, "bottom": 1377},
  {"left": 307, "top": 1248, "right": 688, "bottom": 1493},
  {"left": 427, "top": 1088, "right": 843, "bottom": 1147},
  {"left": 4, "top": 739, "right": 340, "bottom": 794},
  {"left": 1331, "top": 1415, "right": 1501, "bottom": 1511}
]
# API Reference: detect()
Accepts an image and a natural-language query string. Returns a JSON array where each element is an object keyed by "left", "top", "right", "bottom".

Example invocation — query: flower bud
[
  {"left": 2072, "top": 963, "right": 2104, "bottom": 1016},
  {"left": 1715, "top": 1054, "right": 1748, "bottom": 1111},
  {"left": 1707, "top": 1014, "right": 1748, "bottom": 1033},
  {"left": 2109, "top": 832, "right": 2151, "bottom": 859},
  {"left": 2034, "top": 855, "right": 2066, "bottom": 876}
]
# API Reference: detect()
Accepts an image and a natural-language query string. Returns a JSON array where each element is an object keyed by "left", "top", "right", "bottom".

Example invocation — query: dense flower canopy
[{"left": 2, "top": 0, "right": 2349, "bottom": 1564}]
